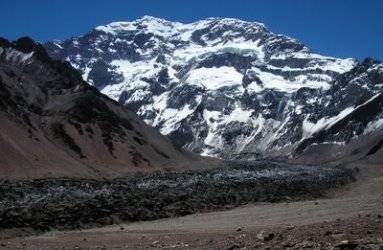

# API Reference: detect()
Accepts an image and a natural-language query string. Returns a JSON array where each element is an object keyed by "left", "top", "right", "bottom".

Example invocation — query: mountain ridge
[
  {"left": 44, "top": 16, "right": 383, "bottom": 162},
  {"left": 0, "top": 37, "right": 214, "bottom": 179}
]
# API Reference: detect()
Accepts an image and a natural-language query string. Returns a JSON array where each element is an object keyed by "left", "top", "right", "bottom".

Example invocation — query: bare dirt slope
[
  {"left": 0, "top": 38, "right": 217, "bottom": 180},
  {"left": 2, "top": 162, "right": 382, "bottom": 249}
]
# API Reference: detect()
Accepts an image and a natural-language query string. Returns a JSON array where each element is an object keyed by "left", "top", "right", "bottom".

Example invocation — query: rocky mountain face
[
  {"left": 44, "top": 16, "right": 383, "bottom": 161},
  {"left": 0, "top": 37, "right": 212, "bottom": 179}
]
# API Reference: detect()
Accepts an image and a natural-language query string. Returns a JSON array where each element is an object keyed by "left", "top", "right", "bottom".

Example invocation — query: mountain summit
[{"left": 44, "top": 17, "right": 383, "bottom": 162}]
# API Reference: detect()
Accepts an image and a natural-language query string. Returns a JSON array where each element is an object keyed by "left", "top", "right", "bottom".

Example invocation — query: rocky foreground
[
  {"left": 127, "top": 214, "right": 383, "bottom": 250},
  {"left": 0, "top": 161, "right": 353, "bottom": 235},
  {"left": 1, "top": 207, "right": 381, "bottom": 249}
]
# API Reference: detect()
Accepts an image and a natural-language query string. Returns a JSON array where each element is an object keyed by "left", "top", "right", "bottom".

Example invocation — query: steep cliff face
[
  {"left": 44, "top": 17, "right": 383, "bottom": 160},
  {"left": 0, "top": 37, "right": 212, "bottom": 179}
]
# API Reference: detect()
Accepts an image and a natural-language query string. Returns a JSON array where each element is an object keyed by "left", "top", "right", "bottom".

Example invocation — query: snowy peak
[
  {"left": 43, "top": 16, "right": 380, "bottom": 162},
  {"left": 94, "top": 16, "right": 180, "bottom": 37},
  {"left": 93, "top": 16, "right": 269, "bottom": 38}
]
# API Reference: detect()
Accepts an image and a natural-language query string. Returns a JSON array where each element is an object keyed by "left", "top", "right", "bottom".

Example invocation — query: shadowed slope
[{"left": 0, "top": 37, "right": 216, "bottom": 179}]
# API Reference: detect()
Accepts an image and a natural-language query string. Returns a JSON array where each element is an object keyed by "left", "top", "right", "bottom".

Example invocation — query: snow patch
[
  {"left": 364, "top": 118, "right": 383, "bottom": 134},
  {"left": 251, "top": 67, "right": 330, "bottom": 92},
  {"left": 302, "top": 107, "right": 355, "bottom": 139},
  {"left": 152, "top": 94, "right": 202, "bottom": 135},
  {"left": 3, "top": 48, "right": 33, "bottom": 65},
  {"left": 185, "top": 66, "right": 243, "bottom": 90}
]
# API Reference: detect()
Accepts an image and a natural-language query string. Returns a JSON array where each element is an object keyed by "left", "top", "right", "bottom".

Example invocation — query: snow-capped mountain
[{"left": 44, "top": 16, "right": 383, "bottom": 160}]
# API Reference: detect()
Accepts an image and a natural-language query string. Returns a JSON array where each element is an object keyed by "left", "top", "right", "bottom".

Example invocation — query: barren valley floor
[{"left": 1, "top": 162, "right": 382, "bottom": 249}]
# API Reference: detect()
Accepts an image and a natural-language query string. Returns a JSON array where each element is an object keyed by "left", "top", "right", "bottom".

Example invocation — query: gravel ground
[
  {"left": 0, "top": 161, "right": 380, "bottom": 249},
  {"left": 0, "top": 161, "right": 353, "bottom": 232}
]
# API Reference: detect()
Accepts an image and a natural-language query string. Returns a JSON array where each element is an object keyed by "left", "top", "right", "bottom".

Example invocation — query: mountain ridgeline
[
  {"left": 43, "top": 16, "right": 383, "bottom": 163},
  {"left": 0, "top": 37, "right": 212, "bottom": 179}
]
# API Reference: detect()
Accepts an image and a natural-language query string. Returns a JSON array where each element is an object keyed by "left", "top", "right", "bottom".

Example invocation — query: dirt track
[{"left": 1, "top": 163, "right": 382, "bottom": 249}]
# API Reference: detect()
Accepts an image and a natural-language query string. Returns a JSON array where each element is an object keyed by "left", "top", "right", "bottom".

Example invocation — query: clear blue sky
[{"left": 0, "top": 0, "right": 382, "bottom": 60}]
